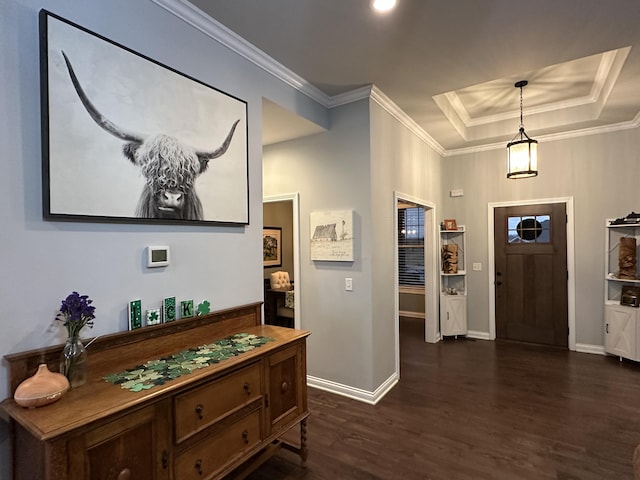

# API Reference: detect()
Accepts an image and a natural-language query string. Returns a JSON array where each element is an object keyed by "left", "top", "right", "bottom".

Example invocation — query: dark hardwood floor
[{"left": 244, "top": 317, "right": 640, "bottom": 479}]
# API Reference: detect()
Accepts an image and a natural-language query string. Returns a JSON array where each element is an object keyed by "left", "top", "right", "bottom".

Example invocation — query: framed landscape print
[
  {"left": 39, "top": 10, "right": 248, "bottom": 226},
  {"left": 310, "top": 210, "right": 354, "bottom": 261},
  {"left": 263, "top": 227, "right": 282, "bottom": 268}
]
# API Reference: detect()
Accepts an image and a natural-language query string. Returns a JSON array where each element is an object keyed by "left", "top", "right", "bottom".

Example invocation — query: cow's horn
[
  {"left": 196, "top": 119, "right": 240, "bottom": 160},
  {"left": 61, "top": 51, "right": 144, "bottom": 144}
]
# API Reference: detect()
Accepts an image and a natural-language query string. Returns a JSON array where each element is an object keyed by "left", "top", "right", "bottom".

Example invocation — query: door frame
[
  {"left": 393, "top": 192, "right": 439, "bottom": 354},
  {"left": 487, "top": 197, "right": 575, "bottom": 350},
  {"left": 263, "top": 193, "right": 300, "bottom": 328}
]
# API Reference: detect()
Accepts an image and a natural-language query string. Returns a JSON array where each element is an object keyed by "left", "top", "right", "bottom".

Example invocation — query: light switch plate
[
  {"left": 345, "top": 277, "right": 353, "bottom": 291},
  {"left": 473, "top": 262, "right": 482, "bottom": 271}
]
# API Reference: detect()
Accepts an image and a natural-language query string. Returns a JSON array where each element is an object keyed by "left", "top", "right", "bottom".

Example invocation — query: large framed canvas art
[{"left": 39, "top": 10, "right": 249, "bottom": 226}]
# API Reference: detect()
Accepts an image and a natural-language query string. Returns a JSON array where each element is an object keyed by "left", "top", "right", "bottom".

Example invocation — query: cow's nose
[{"left": 163, "top": 191, "right": 183, "bottom": 208}]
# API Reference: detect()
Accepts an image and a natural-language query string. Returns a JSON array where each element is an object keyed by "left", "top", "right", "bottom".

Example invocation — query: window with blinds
[{"left": 398, "top": 207, "right": 425, "bottom": 287}]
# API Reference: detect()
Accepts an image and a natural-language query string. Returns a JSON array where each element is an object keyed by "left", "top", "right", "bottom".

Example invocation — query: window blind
[{"left": 398, "top": 207, "right": 425, "bottom": 287}]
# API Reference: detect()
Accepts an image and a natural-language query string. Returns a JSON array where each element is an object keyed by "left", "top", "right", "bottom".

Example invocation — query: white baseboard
[
  {"left": 575, "top": 343, "right": 606, "bottom": 355},
  {"left": 467, "top": 330, "right": 491, "bottom": 340},
  {"left": 307, "top": 372, "right": 398, "bottom": 405}
]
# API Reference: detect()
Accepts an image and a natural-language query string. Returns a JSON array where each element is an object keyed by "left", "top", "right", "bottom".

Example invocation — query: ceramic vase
[
  {"left": 60, "top": 336, "right": 87, "bottom": 388},
  {"left": 14, "top": 363, "right": 70, "bottom": 408}
]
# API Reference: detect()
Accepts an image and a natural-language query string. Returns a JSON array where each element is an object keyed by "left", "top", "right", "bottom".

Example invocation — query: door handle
[{"left": 496, "top": 281, "right": 502, "bottom": 286}]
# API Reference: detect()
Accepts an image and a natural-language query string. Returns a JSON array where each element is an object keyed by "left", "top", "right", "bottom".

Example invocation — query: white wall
[
  {"left": 0, "top": 1, "right": 327, "bottom": 476},
  {"left": 440, "top": 128, "right": 640, "bottom": 347}
]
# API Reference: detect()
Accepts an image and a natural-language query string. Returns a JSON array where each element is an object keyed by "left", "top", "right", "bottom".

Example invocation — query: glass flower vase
[{"left": 60, "top": 336, "right": 87, "bottom": 388}]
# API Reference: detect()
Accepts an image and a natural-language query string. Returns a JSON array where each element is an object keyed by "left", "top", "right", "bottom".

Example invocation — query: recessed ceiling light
[{"left": 372, "top": 0, "right": 397, "bottom": 13}]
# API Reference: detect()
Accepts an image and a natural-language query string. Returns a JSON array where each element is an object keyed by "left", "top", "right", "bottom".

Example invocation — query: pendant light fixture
[{"left": 507, "top": 80, "right": 538, "bottom": 179}]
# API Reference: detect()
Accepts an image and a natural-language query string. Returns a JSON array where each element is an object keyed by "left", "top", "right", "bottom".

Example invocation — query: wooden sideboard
[{"left": 1, "top": 302, "right": 310, "bottom": 480}]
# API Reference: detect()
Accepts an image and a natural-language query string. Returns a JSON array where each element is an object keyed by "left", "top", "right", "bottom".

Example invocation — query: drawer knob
[
  {"left": 281, "top": 381, "right": 288, "bottom": 393},
  {"left": 243, "top": 382, "right": 251, "bottom": 395},
  {"left": 195, "top": 403, "right": 204, "bottom": 420},
  {"left": 242, "top": 430, "right": 249, "bottom": 444},
  {"left": 117, "top": 468, "right": 131, "bottom": 480},
  {"left": 195, "top": 459, "right": 203, "bottom": 475}
]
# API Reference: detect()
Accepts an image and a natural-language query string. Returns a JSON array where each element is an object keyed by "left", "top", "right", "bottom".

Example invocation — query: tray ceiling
[{"left": 164, "top": 0, "right": 640, "bottom": 154}]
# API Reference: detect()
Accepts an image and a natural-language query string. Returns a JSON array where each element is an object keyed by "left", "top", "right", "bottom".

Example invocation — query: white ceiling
[{"left": 176, "top": 0, "right": 640, "bottom": 153}]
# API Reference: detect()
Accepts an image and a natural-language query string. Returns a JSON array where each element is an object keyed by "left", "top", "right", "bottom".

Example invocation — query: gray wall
[
  {"left": 440, "top": 128, "right": 640, "bottom": 347},
  {"left": 264, "top": 99, "right": 445, "bottom": 394},
  {"left": 264, "top": 99, "right": 375, "bottom": 390}
]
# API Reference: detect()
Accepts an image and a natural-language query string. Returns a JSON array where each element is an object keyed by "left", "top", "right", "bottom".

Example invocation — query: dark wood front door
[{"left": 494, "top": 203, "right": 568, "bottom": 347}]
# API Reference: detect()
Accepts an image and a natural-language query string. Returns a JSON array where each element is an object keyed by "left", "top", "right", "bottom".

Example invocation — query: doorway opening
[
  {"left": 263, "top": 193, "right": 300, "bottom": 328},
  {"left": 394, "top": 193, "right": 438, "bottom": 375}
]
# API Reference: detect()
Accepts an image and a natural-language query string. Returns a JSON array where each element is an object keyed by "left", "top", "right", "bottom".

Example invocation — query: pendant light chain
[{"left": 519, "top": 85, "right": 524, "bottom": 131}]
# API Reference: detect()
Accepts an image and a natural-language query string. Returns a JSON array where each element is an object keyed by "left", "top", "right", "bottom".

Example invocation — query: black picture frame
[
  {"left": 263, "top": 227, "right": 282, "bottom": 268},
  {"left": 39, "top": 10, "right": 249, "bottom": 226}
]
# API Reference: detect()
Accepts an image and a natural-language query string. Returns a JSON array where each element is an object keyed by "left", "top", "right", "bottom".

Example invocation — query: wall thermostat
[{"left": 147, "top": 246, "right": 170, "bottom": 268}]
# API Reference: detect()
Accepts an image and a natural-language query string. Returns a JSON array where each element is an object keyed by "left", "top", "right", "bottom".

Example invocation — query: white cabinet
[
  {"left": 604, "top": 220, "right": 640, "bottom": 360},
  {"left": 440, "top": 295, "right": 467, "bottom": 336},
  {"left": 604, "top": 304, "right": 636, "bottom": 360},
  {"left": 439, "top": 226, "right": 467, "bottom": 337}
]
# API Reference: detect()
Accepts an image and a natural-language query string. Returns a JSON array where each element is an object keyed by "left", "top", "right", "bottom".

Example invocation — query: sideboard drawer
[
  {"left": 174, "top": 363, "right": 262, "bottom": 443},
  {"left": 174, "top": 409, "right": 262, "bottom": 479}
]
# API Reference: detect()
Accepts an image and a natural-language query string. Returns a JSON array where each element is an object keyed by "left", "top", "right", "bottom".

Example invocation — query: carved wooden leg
[{"left": 300, "top": 418, "right": 308, "bottom": 466}]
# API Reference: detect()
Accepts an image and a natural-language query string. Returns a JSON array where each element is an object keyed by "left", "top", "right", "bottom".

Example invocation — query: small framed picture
[
  {"left": 263, "top": 227, "right": 282, "bottom": 268},
  {"left": 444, "top": 219, "right": 458, "bottom": 231}
]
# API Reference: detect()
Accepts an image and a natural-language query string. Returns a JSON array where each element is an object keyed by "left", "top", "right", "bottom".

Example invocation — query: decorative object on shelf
[
  {"left": 180, "top": 300, "right": 195, "bottom": 318},
  {"left": 103, "top": 333, "right": 274, "bottom": 392},
  {"left": 14, "top": 364, "right": 70, "bottom": 408},
  {"left": 263, "top": 227, "right": 282, "bottom": 268},
  {"left": 163, "top": 297, "right": 176, "bottom": 322},
  {"left": 310, "top": 210, "right": 355, "bottom": 261},
  {"left": 442, "top": 244, "right": 459, "bottom": 273},
  {"left": 621, "top": 286, "right": 640, "bottom": 307},
  {"left": 196, "top": 300, "right": 211, "bottom": 316},
  {"left": 443, "top": 219, "right": 458, "bottom": 231},
  {"left": 506, "top": 80, "right": 538, "bottom": 179},
  {"left": 56, "top": 291, "right": 95, "bottom": 387},
  {"left": 146, "top": 307, "right": 162, "bottom": 326},
  {"left": 610, "top": 212, "right": 640, "bottom": 225},
  {"left": 128, "top": 299, "right": 142, "bottom": 330},
  {"left": 40, "top": 11, "right": 248, "bottom": 226},
  {"left": 619, "top": 237, "right": 637, "bottom": 279}
]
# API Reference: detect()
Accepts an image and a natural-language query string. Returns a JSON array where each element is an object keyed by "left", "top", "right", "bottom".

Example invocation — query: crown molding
[
  {"left": 370, "top": 86, "right": 446, "bottom": 155},
  {"left": 150, "top": 0, "right": 331, "bottom": 106}
]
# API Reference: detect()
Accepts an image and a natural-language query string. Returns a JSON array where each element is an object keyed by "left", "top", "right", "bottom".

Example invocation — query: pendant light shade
[{"left": 507, "top": 80, "right": 538, "bottom": 179}]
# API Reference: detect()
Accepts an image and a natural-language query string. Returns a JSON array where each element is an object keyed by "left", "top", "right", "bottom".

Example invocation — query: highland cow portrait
[{"left": 40, "top": 11, "right": 249, "bottom": 225}]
